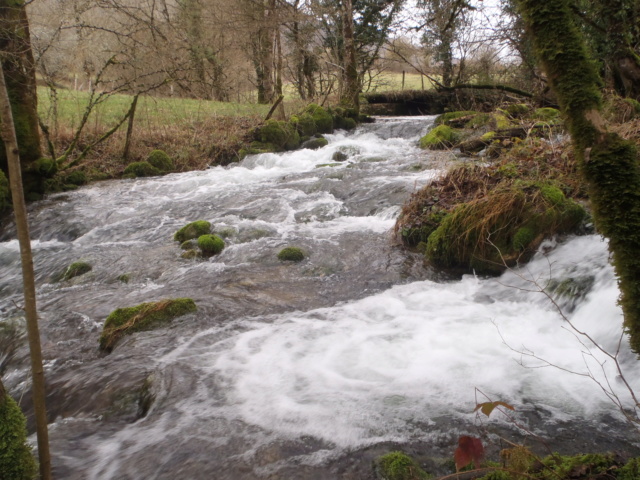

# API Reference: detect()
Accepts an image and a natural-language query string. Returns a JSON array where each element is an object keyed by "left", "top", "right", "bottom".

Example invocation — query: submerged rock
[
  {"left": 99, "top": 298, "right": 197, "bottom": 352},
  {"left": 277, "top": 247, "right": 305, "bottom": 262}
]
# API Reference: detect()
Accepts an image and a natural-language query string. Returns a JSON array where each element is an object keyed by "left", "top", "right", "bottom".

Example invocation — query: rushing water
[{"left": 1, "top": 117, "right": 639, "bottom": 479}]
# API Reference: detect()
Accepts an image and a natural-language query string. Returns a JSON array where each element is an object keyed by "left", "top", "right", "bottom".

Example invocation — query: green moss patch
[
  {"left": 396, "top": 137, "right": 587, "bottom": 275},
  {"left": 99, "top": 298, "right": 197, "bottom": 352},
  {"left": 277, "top": 247, "right": 305, "bottom": 262},
  {"left": 0, "top": 391, "right": 38, "bottom": 480},
  {"left": 419, "top": 125, "right": 459, "bottom": 150},
  {"left": 434, "top": 110, "right": 478, "bottom": 125},
  {"left": 124, "top": 161, "right": 161, "bottom": 178},
  {"left": 305, "top": 103, "right": 334, "bottom": 134},
  {"left": 147, "top": 150, "right": 174, "bottom": 172},
  {"left": 174, "top": 220, "right": 211, "bottom": 242},
  {"left": 61, "top": 261, "right": 92, "bottom": 281},
  {"left": 197, "top": 234, "right": 225, "bottom": 257},
  {"left": 374, "top": 451, "right": 430, "bottom": 480},
  {"left": 257, "top": 120, "right": 301, "bottom": 151}
]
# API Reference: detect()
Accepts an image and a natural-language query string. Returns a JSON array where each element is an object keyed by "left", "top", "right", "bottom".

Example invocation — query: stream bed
[{"left": 1, "top": 116, "right": 639, "bottom": 479}]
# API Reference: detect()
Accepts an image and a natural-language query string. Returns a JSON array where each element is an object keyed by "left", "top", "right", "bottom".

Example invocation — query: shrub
[
  {"left": 174, "top": 220, "right": 211, "bottom": 242},
  {"left": 99, "top": 298, "right": 197, "bottom": 351},
  {"left": 197, "top": 234, "right": 225, "bottom": 257},
  {"left": 0, "top": 391, "right": 38, "bottom": 480},
  {"left": 123, "top": 161, "right": 161, "bottom": 178},
  {"left": 146, "top": 150, "right": 174, "bottom": 172},
  {"left": 277, "top": 247, "right": 305, "bottom": 262}
]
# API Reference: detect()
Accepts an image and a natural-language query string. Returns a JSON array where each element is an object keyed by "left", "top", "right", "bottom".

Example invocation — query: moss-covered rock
[
  {"left": 124, "top": 161, "right": 161, "bottom": 178},
  {"left": 197, "top": 234, "right": 225, "bottom": 257},
  {"left": 301, "top": 136, "right": 329, "bottom": 150},
  {"left": 174, "top": 220, "right": 211, "bottom": 242},
  {"left": 32, "top": 157, "right": 57, "bottom": 178},
  {"left": 532, "top": 107, "right": 561, "bottom": 123},
  {"left": 181, "top": 249, "right": 200, "bottom": 260},
  {"left": 99, "top": 298, "right": 197, "bottom": 352},
  {"left": 0, "top": 170, "right": 9, "bottom": 213},
  {"left": 257, "top": 120, "right": 301, "bottom": 151},
  {"left": 61, "top": 261, "right": 92, "bottom": 281},
  {"left": 291, "top": 113, "right": 318, "bottom": 137},
  {"left": 374, "top": 451, "right": 430, "bottom": 480},
  {"left": 64, "top": 170, "right": 87, "bottom": 186},
  {"left": 146, "top": 150, "right": 174, "bottom": 172},
  {"left": 277, "top": 247, "right": 305, "bottom": 262},
  {"left": 117, "top": 274, "right": 130, "bottom": 284},
  {"left": 419, "top": 125, "right": 459, "bottom": 150},
  {"left": 305, "top": 104, "right": 334, "bottom": 134},
  {"left": 503, "top": 103, "right": 532, "bottom": 118},
  {"left": 0, "top": 390, "right": 38, "bottom": 480}
]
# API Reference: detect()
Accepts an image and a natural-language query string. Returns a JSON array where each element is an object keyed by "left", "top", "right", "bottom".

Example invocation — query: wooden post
[{"left": 0, "top": 60, "right": 52, "bottom": 480}]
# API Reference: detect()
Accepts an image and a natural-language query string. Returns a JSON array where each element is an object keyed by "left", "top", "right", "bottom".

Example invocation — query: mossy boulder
[
  {"left": 301, "top": 136, "right": 329, "bottom": 150},
  {"left": 65, "top": 170, "right": 87, "bottom": 186},
  {"left": 305, "top": 104, "right": 334, "bottom": 134},
  {"left": 0, "top": 170, "right": 9, "bottom": 213},
  {"left": 61, "top": 261, "right": 92, "bottom": 281},
  {"left": 374, "top": 451, "right": 430, "bottom": 480},
  {"left": 291, "top": 113, "right": 318, "bottom": 137},
  {"left": 277, "top": 247, "right": 305, "bottom": 262},
  {"left": 197, "top": 234, "right": 225, "bottom": 257},
  {"left": 503, "top": 103, "right": 531, "bottom": 118},
  {"left": 174, "top": 220, "right": 211, "bottom": 243},
  {"left": 239, "top": 141, "right": 278, "bottom": 159},
  {"left": 425, "top": 183, "right": 585, "bottom": 275},
  {"left": 0, "top": 391, "right": 38, "bottom": 480},
  {"left": 257, "top": 120, "right": 301, "bottom": 151},
  {"left": 146, "top": 150, "right": 174, "bottom": 172},
  {"left": 99, "top": 298, "right": 197, "bottom": 352},
  {"left": 124, "top": 161, "right": 161, "bottom": 178},
  {"left": 419, "top": 125, "right": 459, "bottom": 150}
]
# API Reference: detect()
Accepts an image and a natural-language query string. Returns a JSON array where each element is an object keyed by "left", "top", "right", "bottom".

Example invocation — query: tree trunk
[
  {"left": 517, "top": 0, "right": 640, "bottom": 353},
  {"left": 340, "top": 0, "right": 360, "bottom": 115},
  {"left": 0, "top": 1, "right": 42, "bottom": 195},
  {"left": 0, "top": 58, "right": 52, "bottom": 480}
]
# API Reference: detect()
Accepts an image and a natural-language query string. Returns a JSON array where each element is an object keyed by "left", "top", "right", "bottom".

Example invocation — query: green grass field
[{"left": 37, "top": 88, "right": 272, "bottom": 130}]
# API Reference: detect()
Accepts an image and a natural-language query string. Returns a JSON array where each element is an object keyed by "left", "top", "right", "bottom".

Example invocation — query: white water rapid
[{"left": 0, "top": 117, "right": 638, "bottom": 479}]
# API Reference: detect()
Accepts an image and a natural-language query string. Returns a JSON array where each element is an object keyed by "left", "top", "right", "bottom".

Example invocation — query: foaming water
[{"left": 1, "top": 116, "right": 638, "bottom": 479}]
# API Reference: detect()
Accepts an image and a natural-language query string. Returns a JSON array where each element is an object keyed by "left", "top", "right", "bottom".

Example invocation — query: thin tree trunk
[
  {"left": 123, "top": 94, "right": 139, "bottom": 161},
  {"left": 517, "top": 0, "right": 640, "bottom": 352},
  {"left": 0, "top": 59, "right": 52, "bottom": 480},
  {"left": 340, "top": 0, "right": 360, "bottom": 115}
]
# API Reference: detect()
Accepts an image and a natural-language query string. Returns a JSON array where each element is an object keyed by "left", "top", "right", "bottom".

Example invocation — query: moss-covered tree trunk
[
  {"left": 517, "top": 0, "right": 640, "bottom": 353},
  {"left": 0, "top": 0, "right": 42, "bottom": 195}
]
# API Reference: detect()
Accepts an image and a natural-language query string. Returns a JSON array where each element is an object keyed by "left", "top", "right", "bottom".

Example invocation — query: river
[{"left": 0, "top": 116, "right": 639, "bottom": 479}]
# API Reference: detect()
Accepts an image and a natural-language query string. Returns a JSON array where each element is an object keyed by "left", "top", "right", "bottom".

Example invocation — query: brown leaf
[
  {"left": 454, "top": 435, "right": 485, "bottom": 471},
  {"left": 474, "top": 401, "right": 515, "bottom": 417}
]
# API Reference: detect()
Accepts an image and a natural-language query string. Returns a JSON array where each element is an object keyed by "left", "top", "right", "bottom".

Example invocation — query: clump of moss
[
  {"left": 503, "top": 103, "right": 531, "bottom": 118},
  {"left": 147, "top": 150, "right": 174, "bottom": 172},
  {"left": 619, "top": 457, "right": 640, "bottom": 480},
  {"left": 123, "top": 161, "right": 161, "bottom": 178},
  {"left": 197, "top": 234, "right": 225, "bottom": 257},
  {"left": 117, "top": 274, "right": 130, "bottom": 284},
  {"left": 305, "top": 104, "right": 334, "bottom": 134},
  {"left": 419, "top": 125, "right": 459, "bottom": 150},
  {"left": 0, "top": 170, "right": 9, "bottom": 213},
  {"left": 62, "top": 261, "right": 92, "bottom": 281},
  {"left": 32, "top": 157, "right": 57, "bottom": 177},
  {"left": 291, "top": 112, "right": 317, "bottom": 137},
  {"left": 374, "top": 451, "right": 430, "bottom": 480},
  {"left": 99, "top": 298, "right": 197, "bottom": 352},
  {"left": 434, "top": 110, "right": 478, "bottom": 125},
  {"left": 532, "top": 107, "right": 561, "bottom": 123},
  {"left": 174, "top": 220, "right": 211, "bottom": 242},
  {"left": 277, "top": 247, "right": 305, "bottom": 262},
  {"left": 258, "top": 120, "right": 301, "bottom": 151},
  {"left": 0, "top": 391, "right": 38, "bottom": 480}
]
